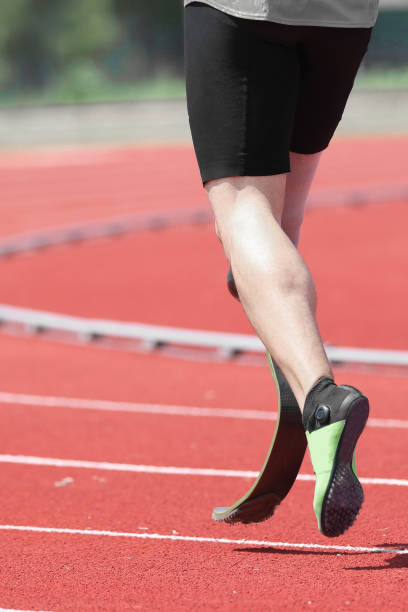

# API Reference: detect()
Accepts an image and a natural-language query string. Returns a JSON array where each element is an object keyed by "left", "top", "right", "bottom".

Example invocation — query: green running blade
[{"left": 212, "top": 352, "right": 307, "bottom": 524}]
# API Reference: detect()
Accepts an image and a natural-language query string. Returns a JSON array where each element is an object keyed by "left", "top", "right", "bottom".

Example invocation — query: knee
[
  {"left": 207, "top": 174, "right": 286, "bottom": 256},
  {"left": 215, "top": 205, "right": 261, "bottom": 263}
]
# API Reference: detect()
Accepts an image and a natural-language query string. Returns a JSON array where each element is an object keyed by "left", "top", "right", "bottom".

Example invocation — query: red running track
[
  {"left": 0, "top": 139, "right": 407, "bottom": 610},
  {"left": 0, "top": 335, "right": 407, "bottom": 610},
  {"left": 0, "top": 136, "right": 407, "bottom": 236},
  {"left": 0, "top": 200, "right": 407, "bottom": 349}
]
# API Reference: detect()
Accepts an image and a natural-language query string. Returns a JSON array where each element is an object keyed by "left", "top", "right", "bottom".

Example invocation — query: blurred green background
[{"left": 0, "top": 0, "right": 408, "bottom": 107}]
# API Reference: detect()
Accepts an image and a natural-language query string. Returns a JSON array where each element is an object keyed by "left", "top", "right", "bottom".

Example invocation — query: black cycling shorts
[{"left": 184, "top": 3, "right": 372, "bottom": 184}]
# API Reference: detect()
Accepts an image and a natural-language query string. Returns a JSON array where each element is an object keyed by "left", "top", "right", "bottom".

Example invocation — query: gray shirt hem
[{"left": 184, "top": 1, "right": 378, "bottom": 28}]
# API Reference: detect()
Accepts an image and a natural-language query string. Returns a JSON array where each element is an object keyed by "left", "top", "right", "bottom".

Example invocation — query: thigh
[
  {"left": 184, "top": 3, "right": 300, "bottom": 184},
  {"left": 290, "top": 27, "right": 372, "bottom": 154}
]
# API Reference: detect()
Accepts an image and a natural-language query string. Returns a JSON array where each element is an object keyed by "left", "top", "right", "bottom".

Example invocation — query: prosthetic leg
[{"left": 212, "top": 268, "right": 307, "bottom": 524}]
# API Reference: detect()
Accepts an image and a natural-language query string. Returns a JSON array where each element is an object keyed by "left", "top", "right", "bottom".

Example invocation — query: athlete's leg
[
  {"left": 280, "top": 26, "right": 373, "bottom": 538},
  {"left": 282, "top": 150, "right": 323, "bottom": 247},
  {"left": 207, "top": 174, "right": 332, "bottom": 410},
  {"left": 226, "top": 149, "right": 323, "bottom": 299}
]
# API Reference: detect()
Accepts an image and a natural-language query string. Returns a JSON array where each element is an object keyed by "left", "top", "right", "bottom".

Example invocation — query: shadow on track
[
  {"left": 235, "top": 545, "right": 408, "bottom": 568},
  {"left": 345, "top": 543, "right": 408, "bottom": 571},
  {"left": 235, "top": 547, "right": 363, "bottom": 557}
]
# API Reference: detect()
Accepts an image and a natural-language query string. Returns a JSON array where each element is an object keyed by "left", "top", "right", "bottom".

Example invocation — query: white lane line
[
  {"left": 0, "top": 391, "right": 276, "bottom": 421},
  {"left": 368, "top": 417, "right": 408, "bottom": 429},
  {"left": 0, "top": 524, "right": 407, "bottom": 555},
  {"left": 0, "top": 391, "right": 407, "bottom": 430},
  {"left": 0, "top": 609, "right": 53, "bottom": 612},
  {"left": 0, "top": 455, "right": 407, "bottom": 487}
]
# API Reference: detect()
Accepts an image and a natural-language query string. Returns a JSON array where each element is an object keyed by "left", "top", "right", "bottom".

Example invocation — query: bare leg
[
  {"left": 282, "top": 150, "right": 323, "bottom": 247},
  {"left": 227, "top": 151, "right": 324, "bottom": 299},
  {"left": 208, "top": 173, "right": 332, "bottom": 410}
]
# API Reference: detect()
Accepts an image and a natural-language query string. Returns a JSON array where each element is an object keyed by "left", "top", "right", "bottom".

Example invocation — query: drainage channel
[{"left": 0, "top": 304, "right": 407, "bottom": 373}]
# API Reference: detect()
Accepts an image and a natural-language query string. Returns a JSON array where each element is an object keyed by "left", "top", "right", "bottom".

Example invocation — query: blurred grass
[
  {"left": 0, "top": 74, "right": 186, "bottom": 107},
  {"left": 0, "top": 67, "right": 407, "bottom": 108},
  {"left": 355, "top": 66, "right": 408, "bottom": 89}
]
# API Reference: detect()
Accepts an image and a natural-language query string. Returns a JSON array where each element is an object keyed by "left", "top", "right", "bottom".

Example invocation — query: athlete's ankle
[{"left": 302, "top": 378, "right": 367, "bottom": 433}]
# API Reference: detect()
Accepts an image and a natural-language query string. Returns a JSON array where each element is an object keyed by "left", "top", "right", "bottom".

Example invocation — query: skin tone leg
[
  {"left": 282, "top": 150, "right": 323, "bottom": 248},
  {"left": 207, "top": 152, "right": 331, "bottom": 410}
]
